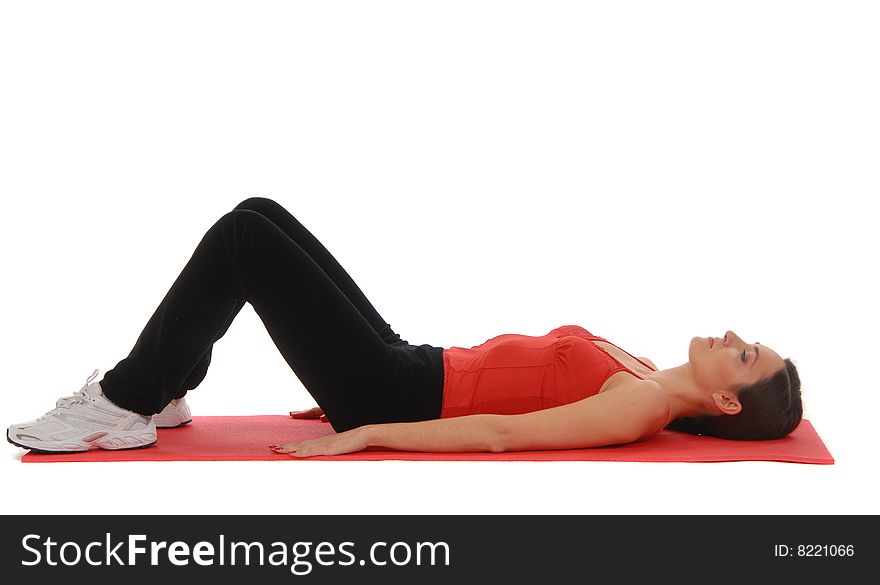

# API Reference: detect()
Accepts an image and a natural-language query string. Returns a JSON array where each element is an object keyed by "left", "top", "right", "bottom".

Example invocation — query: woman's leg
[
  {"left": 233, "top": 197, "right": 409, "bottom": 346},
  {"left": 176, "top": 197, "right": 409, "bottom": 397},
  {"left": 100, "top": 207, "right": 444, "bottom": 432}
]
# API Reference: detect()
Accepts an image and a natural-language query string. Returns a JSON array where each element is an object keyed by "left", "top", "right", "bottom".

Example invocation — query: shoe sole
[
  {"left": 156, "top": 419, "right": 192, "bottom": 429},
  {"left": 6, "top": 428, "right": 157, "bottom": 454}
]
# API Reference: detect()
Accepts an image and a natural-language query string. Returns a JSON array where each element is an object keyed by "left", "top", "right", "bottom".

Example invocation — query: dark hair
[{"left": 664, "top": 358, "right": 802, "bottom": 440}]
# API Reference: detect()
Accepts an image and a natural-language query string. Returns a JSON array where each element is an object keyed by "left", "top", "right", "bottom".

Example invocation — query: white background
[{"left": 1, "top": 0, "right": 877, "bottom": 514}]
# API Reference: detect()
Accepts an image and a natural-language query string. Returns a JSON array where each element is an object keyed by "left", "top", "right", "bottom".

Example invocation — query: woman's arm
[
  {"left": 497, "top": 380, "right": 669, "bottom": 451},
  {"left": 363, "top": 414, "right": 508, "bottom": 453},
  {"left": 271, "top": 379, "right": 667, "bottom": 457},
  {"left": 270, "top": 414, "right": 508, "bottom": 457},
  {"left": 364, "top": 380, "right": 668, "bottom": 453}
]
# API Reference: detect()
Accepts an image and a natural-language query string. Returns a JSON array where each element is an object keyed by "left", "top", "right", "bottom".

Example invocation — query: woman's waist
[{"left": 440, "top": 346, "right": 612, "bottom": 416}]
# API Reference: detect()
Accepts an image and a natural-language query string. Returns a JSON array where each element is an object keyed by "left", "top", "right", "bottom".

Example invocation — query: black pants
[{"left": 100, "top": 197, "right": 445, "bottom": 432}]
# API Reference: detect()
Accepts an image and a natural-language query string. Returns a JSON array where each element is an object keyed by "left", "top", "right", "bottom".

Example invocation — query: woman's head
[{"left": 665, "top": 331, "right": 802, "bottom": 440}]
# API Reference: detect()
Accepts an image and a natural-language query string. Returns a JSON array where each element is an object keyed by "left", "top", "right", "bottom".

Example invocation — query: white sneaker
[
  {"left": 152, "top": 397, "right": 192, "bottom": 428},
  {"left": 54, "top": 376, "right": 192, "bottom": 428},
  {"left": 6, "top": 369, "right": 157, "bottom": 453}
]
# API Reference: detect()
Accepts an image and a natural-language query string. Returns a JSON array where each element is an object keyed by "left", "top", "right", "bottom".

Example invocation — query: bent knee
[
  {"left": 234, "top": 196, "right": 279, "bottom": 212},
  {"left": 215, "top": 208, "right": 274, "bottom": 235}
]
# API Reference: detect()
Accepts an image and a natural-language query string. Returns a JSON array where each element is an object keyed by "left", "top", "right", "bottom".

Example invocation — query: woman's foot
[
  {"left": 54, "top": 376, "right": 190, "bottom": 428},
  {"left": 6, "top": 370, "right": 157, "bottom": 453},
  {"left": 152, "top": 397, "right": 192, "bottom": 428}
]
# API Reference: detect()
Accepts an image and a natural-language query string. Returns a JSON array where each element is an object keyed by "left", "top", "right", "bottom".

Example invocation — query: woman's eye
[{"left": 741, "top": 350, "right": 748, "bottom": 362}]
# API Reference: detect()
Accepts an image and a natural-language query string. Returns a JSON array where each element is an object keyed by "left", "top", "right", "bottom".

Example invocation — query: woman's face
[{"left": 688, "top": 330, "right": 785, "bottom": 393}]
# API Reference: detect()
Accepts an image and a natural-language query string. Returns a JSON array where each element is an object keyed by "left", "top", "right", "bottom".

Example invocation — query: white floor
[{"left": 2, "top": 448, "right": 870, "bottom": 516}]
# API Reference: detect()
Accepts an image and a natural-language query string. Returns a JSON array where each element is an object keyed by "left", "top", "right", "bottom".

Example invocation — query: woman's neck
[{"left": 642, "top": 363, "right": 708, "bottom": 421}]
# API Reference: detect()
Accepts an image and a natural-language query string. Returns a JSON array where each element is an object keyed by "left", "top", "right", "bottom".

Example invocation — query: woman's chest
[{"left": 589, "top": 340, "right": 656, "bottom": 393}]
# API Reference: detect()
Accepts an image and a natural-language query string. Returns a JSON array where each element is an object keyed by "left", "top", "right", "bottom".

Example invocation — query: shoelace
[{"left": 41, "top": 368, "right": 101, "bottom": 420}]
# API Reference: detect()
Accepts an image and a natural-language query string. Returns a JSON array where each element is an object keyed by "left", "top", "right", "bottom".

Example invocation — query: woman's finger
[
  {"left": 269, "top": 443, "right": 297, "bottom": 453},
  {"left": 269, "top": 430, "right": 364, "bottom": 457},
  {"left": 289, "top": 406, "right": 324, "bottom": 419}
]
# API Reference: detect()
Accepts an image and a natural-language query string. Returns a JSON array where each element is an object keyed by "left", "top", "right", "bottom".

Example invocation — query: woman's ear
[{"left": 711, "top": 391, "right": 742, "bottom": 416}]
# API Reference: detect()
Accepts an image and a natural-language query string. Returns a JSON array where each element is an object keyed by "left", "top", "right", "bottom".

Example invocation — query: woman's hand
[
  {"left": 269, "top": 426, "right": 369, "bottom": 458},
  {"left": 289, "top": 406, "right": 328, "bottom": 422}
]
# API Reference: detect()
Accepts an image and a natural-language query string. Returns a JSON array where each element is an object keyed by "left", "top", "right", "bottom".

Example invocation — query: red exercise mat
[{"left": 20, "top": 416, "right": 833, "bottom": 464}]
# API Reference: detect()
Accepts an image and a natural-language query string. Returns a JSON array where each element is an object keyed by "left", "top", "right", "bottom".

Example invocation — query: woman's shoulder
[
  {"left": 637, "top": 356, "right": 658, "bottom": 371},
  {"left": 607, "top": 377, "right": 669, "bottom": 440}
]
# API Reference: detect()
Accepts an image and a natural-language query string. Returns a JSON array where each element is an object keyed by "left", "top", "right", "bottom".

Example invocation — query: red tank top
[{"left": 440, "top": 324, "right": 657, "bottom": 418}]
